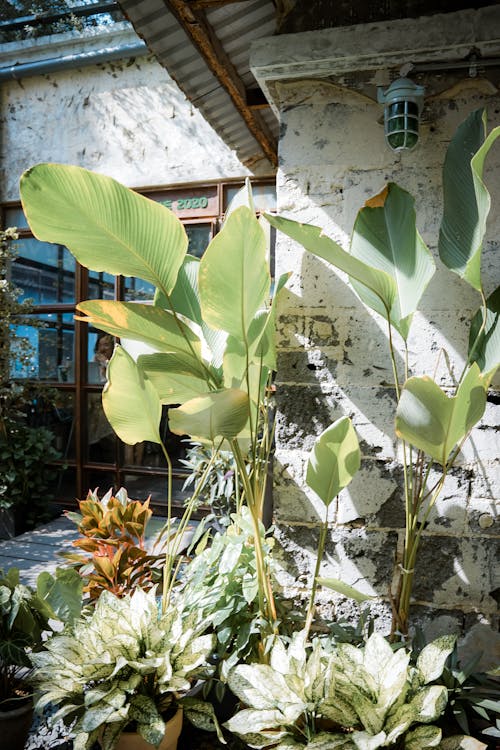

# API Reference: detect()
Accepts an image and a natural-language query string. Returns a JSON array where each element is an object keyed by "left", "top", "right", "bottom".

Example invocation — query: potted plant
[
  {"left": 224, "top": 630, "right": 488, "bottom": 750},
  {"left": 30, "top": 586, "right": 216, "bottom": 750},
  {"left": 0, "top": 566, "right": 82, "bottom": 750},
  {"left": 61, "top": 486, "right": 167, "bottom": 602}
]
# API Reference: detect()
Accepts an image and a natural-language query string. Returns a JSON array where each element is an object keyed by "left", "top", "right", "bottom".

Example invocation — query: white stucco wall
[
  {"left": 0, "top": 25, "right": 260, "bottom": 201},
  {"left": 252, "top": 10, "right": 500, "bottom": 636}
]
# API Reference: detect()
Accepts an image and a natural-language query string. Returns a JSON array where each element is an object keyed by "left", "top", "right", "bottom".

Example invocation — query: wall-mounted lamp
[{"left": 377, "top": 77, "right": 425, "bottom": 151}]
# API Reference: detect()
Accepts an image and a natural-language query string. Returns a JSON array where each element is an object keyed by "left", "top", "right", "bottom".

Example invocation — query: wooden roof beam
[{"left": 164, "top": 0, "right": 278, "bottom": 166}]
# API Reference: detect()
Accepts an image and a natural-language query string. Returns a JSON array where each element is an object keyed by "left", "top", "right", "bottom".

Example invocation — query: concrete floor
[{"left": 0, "top": 515, "right": 186, "bottom": 587}]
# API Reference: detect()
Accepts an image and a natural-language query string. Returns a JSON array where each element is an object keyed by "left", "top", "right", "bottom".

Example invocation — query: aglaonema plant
[
  {"left": 266, "top": 107, "right": 499, "bottom": 638},
  {"left": 19, "top": 169, "right": 288, "bottom": 636}
]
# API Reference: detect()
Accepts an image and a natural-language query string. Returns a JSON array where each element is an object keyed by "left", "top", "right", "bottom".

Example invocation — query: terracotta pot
[
  {"left": 0, "top": 697, "right": 33, "bottom": 750},
  {"left": 115, "top": 707, "right": 183, "bottom": 750}
]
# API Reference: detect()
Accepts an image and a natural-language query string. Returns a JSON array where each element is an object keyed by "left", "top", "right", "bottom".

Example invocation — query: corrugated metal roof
[{"left": 117, "top": 0, "right": 279, "bottom": 171}]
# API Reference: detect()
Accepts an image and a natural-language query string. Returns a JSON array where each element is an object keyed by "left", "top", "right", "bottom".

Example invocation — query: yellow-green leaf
[
  {"left": 102, "top": 346, "right": 162, "bottom": 445},
  {"left": 168, "top": 389, "right": 249, "bottom": 442},
  {"left": 395, "top": 364, "right": 487, "bottom": 465},
  {"left": 20, "top": 162, "right": 187, "bottom": 294},
  {"left": 306, "top": 417, "right": 360, "bottom": 506}
]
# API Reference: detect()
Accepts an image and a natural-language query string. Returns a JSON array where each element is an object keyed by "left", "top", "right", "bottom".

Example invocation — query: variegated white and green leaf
[{"left": 416, "top": 634, "right": 456, "bottom": 685}]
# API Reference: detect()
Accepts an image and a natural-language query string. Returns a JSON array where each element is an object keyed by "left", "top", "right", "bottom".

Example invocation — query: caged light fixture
[{"left": 378, "top": 77, "right": 425, "bottom": 152}]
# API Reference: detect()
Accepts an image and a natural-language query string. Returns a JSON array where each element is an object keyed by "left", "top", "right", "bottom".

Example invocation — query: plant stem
[
  {"left": 231, "top": 437, "right": 278, "bottom": 632},
  {"left": 304, "top": 504, "right": 330, "bottom": 639}
]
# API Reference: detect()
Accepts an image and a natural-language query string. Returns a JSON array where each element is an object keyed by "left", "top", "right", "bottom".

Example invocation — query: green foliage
[
  {"left": 439, "top": 108, "right": 500, "bottom": 292},
  {"left": 431, "top": 642, "right": 500, "bottom": 744},
  {"left": 30, "top": 588, "right": 215, "bottom": 750},
  {"left": 180, "top": 442, "right": 241, "bottom": 529},
  {"left": 266, "top": 108, "right": 499, "bottom": 636},
  {"left": 0, "top": 228, "right": 61, "bottom": 524},
  {"left": 20, "top": 167, "right": 285, "bottom": 635},
  {"left": 306, "top": 416, "right": 360, "bottom": 506},
  {"left": 180, "top": 508, "right": 276, "bottom": 680},
  {"left": 0, "top": 566, "right": 82, "bottom": 707},
  {"left": 62, "top": 487, "right": 165, "bottom": 602},
  {"left": 225, "top": 631, "right": 456, "bottom": 749}
]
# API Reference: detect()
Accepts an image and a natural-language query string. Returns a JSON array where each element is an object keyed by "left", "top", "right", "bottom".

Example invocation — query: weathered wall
[
  {"left": 271, "top": 76, "right": 500, "bottom": 635},
  {"left": 0, "top": 27, "right": 257, "bottom": 202}
]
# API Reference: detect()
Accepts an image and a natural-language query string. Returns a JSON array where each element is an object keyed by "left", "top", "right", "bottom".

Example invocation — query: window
[{"left": 2, "top": 178, "right": 276, "bottom": 515}]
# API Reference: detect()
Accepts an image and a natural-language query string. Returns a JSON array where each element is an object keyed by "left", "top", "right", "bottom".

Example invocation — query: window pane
[
  {"left": 88, "top": 270, "right": 115, "bottom": 300},
  {"left": 122, "top": 474, "right": 190, "bottom": 511},
  {"left": 186, "top": 224, "right": 211, "bottom": 259},
  {"left": 51, "top": 466, "right": 77, "bottom": 504},
  {"left": 224, "top": 184, "right": 276, "bottom": 213},
  {"left": 11, "top": 313, "right": 75, "bottom": 381},
  {"left": 82, "top": 469, "right": 116, "bottom": 498},
  {"left": 124, "top": 277, "right": 155, "bottom": 302},
  {"left": 121, "top": 409, "right": 188, "bottom": 470},
  {"left": 87, "top": 328, "right": 115, "bottom": 383},
  {"left": 12, "top": 238, "right": 76, "bottom": 304},
  {"left": 3, "top": 207, "right": 29, "bottom": 230},
  {"left": 29, "top": 391, "right": 76, "bottom": 460},
  {"left": 86, "top": 391, "right": 116, "bottom": 463}
]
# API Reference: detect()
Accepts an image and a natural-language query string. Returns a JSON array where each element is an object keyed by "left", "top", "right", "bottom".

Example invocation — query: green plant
[
  {"left": 265, "top": 107, "right": 500, "bottom": 637},
  {"left": 224, "top": 630, "right": 473, "bottom": 749},
  {"left": 0, "top": 227, "right": 61, "bottom": 528},
  {"left": 429, "top": 641, "right": 500, "bottom": 745},
  {"left": 19, "top": 170, "right": 288, "bottom": 638},
  {"left": 62, "top": 487, "right": 166, "bottom": 602},
  {"left": 30, "top": 587, "right": 215, "bottom": 750},
  {"left": 181, "top": 507, "right": 276, "bottom": 681},
  {"left": 0, "top": 566, "right": 82, "bottom": 709},
  {"left": 180, "top": 441, "right": 241, "bottom": 531}
]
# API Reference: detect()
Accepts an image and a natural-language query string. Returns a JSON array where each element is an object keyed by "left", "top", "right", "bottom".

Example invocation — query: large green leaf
[
  {"left": 37, "top": 568, "right": 83, "bottom": 625},
  {"left": 102, "top": 346, "right": 162, "bottom": 445},
  {"left": 168, "top": 389, "right": 249, "bottom": 442},
  {"left": 257, "top": 272, "right": 292, "bottom": 369},
  {"left": 306, "top": 417, "right": 360, "bottom": 506},
  {"left": 468, "top": 285, "right": 500, "bottom": 380},
  {"left": 265, "top": 213, "right": 397, "bottom": 328},
  {"left": 350, "top": 183, "right": 435, "bottom": 338},
  {"left": 439, "top": 108, "right": 500, "bottom": 291},
  {"left": 20, "top": 163, "right": 188, "bottom": 294},
  {"left": 155, "top": 254, "right": 202, "bottom": 325},
  {"left": 77, "top": 300, "right": 202, "bottom": 361},
  {"left": 395, "top": 364, "right": 487, "bottom": 465},
  {"left": 137, "top": 353, "right": 213, "bottom": 404},
  {"left": 199, "top": 206, "right": 270, "bottom": 339},
  {"left": 316, "top": 577, "right": 374, "bottom": 604}
]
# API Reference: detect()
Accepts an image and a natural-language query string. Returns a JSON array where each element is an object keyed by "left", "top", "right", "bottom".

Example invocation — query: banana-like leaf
[
  {"left": 155, "top": 258, "right": 228, "bottom": 371},
  {"left": 168, "top": 389, "right": 249, "bottom": 442},
  {"left": 77, "top": 300, "right": 202, "bottom": 362},
  {"left": 155, "top": 254, "right": 202, "bottom": 324},
  {"left": 137, "top": 353, "right": 212, "bottom": 404},
  {"left": 350, "top": 183, "right": 435, "bottom": 339},
  {"left": 102, "top": 346, "right": 162, "bottom": 445},
  {"left": 468, "top": 285, "right": 500, "bottom": 380},
  {"left": 316, "top": 577, "right": 374, "bottom": 604},
  {"left": 306, "top": 417, "right": 361, "bottom": 506},
  {"left": 257, "top": 271, "right": 292, "bottom": 369},
  {"left": 199, "top": 206, "right": 270, "bottom": 339},
  {"left": 395, "top": 364, "right": 487, "bottom": 466},
  {"left": 20, "top": 163, "right": 187, "bottom": 294},
  {"left": 439, "top": 108, "right": 500, "bottom": 291},
  {"left": 265, "top": 213, "right": 397, "bottom": 327}
]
